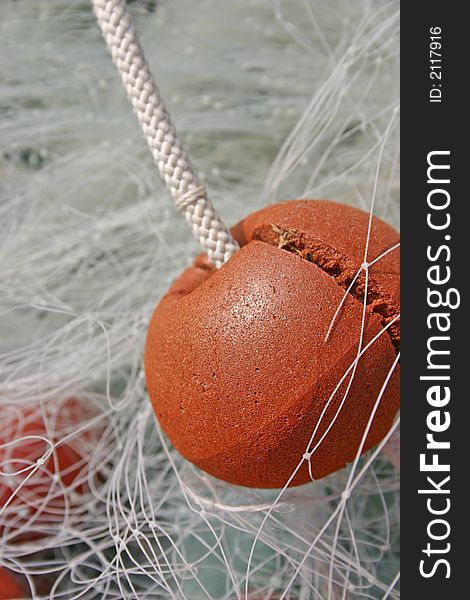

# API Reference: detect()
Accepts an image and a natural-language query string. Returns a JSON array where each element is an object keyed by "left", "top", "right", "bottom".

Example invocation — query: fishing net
[{"left": 0, "top": 1, "right": 399, "bottom": 597}]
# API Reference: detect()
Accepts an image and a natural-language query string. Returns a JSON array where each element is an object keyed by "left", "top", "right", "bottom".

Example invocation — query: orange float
[
  {"left": 0, "top": 398, "right": 98, "bottom": 542},
  {"left": 145, "top": 200, "right": 400, "bottom": 488}
]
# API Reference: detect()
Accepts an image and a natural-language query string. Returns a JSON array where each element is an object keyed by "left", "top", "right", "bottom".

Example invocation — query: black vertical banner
[{"left": 401, "top": 3, "right": 466, "bottom": 598}]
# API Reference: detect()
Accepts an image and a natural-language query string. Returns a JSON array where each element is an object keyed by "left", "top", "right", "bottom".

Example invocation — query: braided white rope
[{"left": 91, "top": 0, "right": 239, "bottom": 268}]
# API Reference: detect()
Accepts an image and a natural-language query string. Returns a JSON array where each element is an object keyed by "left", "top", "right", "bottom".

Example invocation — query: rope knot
[{"left": 174, "top": 185, "right": 207, "bottom": 212}]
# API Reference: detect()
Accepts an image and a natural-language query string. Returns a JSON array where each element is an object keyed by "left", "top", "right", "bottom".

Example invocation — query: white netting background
[{"left": 0, "top": 0, "right": 399, "bottom": 598}]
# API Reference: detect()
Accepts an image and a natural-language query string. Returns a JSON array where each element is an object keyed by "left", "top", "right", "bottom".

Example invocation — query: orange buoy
[
  {"left": 0, "top": 398, "right": 98, "bottom": 542},
  {"left": 145, "top": 200, "right": 400, "bottom": 488}
]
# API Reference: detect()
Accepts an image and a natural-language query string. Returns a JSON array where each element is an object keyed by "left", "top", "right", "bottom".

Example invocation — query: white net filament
[{"left": 0, "top": 1, "right": 399, "bottom": 598}]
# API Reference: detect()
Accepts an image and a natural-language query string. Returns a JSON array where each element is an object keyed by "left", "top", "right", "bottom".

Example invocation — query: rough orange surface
[{"left": 145, "top": 200, "right": 400, "bottom": 488}]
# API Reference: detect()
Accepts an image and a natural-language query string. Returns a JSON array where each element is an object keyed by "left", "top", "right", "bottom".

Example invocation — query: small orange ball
[{"left": 0, "top": 398, "right": 97, "bottom": 542}]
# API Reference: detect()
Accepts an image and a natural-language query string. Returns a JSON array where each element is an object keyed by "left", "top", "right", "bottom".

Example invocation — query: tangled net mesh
[{"left": 0, "top": 0, "right": 399, "bottom": 598}]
